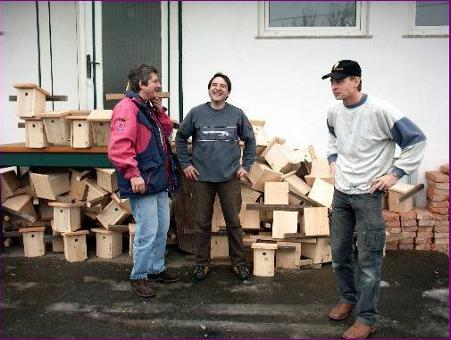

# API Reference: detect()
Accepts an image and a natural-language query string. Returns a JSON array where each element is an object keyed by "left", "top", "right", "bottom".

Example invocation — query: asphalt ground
[{"left": 1, "top": 245, "right": 448, "bottom": 339}]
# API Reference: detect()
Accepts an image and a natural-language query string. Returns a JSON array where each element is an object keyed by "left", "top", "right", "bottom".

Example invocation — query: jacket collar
[{"left": 125, "top": 90, "right": 149, "bottom": 111}]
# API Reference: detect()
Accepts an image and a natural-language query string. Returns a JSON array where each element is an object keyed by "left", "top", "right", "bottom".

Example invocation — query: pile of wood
[
  {"left": 384, "top": 164, "right": 449, "bottom": 255},
  {"left": 208, "top": 120, "right": 336, "bottom": 276},
  {"left": 1, "top": 167, "right": 140, "bottom": 261}
]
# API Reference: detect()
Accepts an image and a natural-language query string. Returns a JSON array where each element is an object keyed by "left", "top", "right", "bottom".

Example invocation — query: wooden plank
[
  {"left": 307, "top": 178, "right": 334, "bottom": 208},
  {"left": 246, "top": 203, "right": 304, "bottom": 212},
  {"left": 264, "top": 182, "right": 289, "bottom": 205},
  {"left": 398, "top": 184, "right": 425, "bottom": 203}
]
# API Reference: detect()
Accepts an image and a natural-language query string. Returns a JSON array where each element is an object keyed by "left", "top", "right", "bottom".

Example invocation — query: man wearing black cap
[{"left": 322, "top": 60, "right": 426, "bottom": 338}]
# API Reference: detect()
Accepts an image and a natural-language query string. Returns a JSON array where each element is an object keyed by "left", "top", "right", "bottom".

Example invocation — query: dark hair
[
  {"left": 208, "top": 72, "right": 232, "bottom": 92},
  {"left": 128, "top": 64, "right": 158, "bottom": 92}
]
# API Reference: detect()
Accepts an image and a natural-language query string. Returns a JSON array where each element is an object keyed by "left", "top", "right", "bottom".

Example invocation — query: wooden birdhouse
[
  {"left": 276, "top": 241, "right": 302, "bottom": 269},
  {"left": 301, "top": 207, "right": 330, "bottom": 236},
  {"left": 251, "top": 242, "right": 278, "bottom": 277},
  {"left": 211, "top": 195, "right": 226, "bottom": 232},
  {"left": 281, "top": 171, "right": 311, "bottom": 196},
  {"left": 239, "top": 203, "right": 260, "bottom": 230},
  {"left": 24, "top": 118, "right": 47, "bottom": 148},
  {"left": 67, "top": 112, "right": 92, "bottom": 148},
  {"left": 388, "top": 182, "right": 415, "bottom": 213},
  {"left": 49, "top": 201, "right": 83, "bottom": 233},
  {"left": 1, "top": 170, "right": 20, "bottom": 201},
  {"left": 37, "top": 110, "right": 72, "bottom": 145},
  {"left": 96, "top": 168, "right": 118, "bottom": 193},
  {"left": 62, "top": 230, "right": 89, "bottom": 262},
  {"left": 261, "top": 138, "right": 298, "bottom": 173},
  {"left": 91, "top": 228, "right": 123, "bottom": 259},
  {"left": 52, "top": 230, "right": 64, "bottom": 253},
  {"left": 272, "top": 211, "right": 298, "bottom": 239},
  {"left": 211, "top": 234, "right": 229, "bottom": 259},
  {"left": 264, "top": 182, "right": 289, "bottom": 204},
  {"left": 19, "top": 227, "right": 46, "bottom": 257},
  {"left": 13, "top": 83, "right": 49, "bottom": 118},
  {"left": 29, "top": 171, "right": 71, "bottom": 200},
  {"left": 301, "top": 238, "right": 332, "bottom": 264},
  {"left": 2, "top": 194, "right": 37, "bottom": 222},
  {"left": 96, "top": 194, "right": 130, "bottom": 229},
  {"left": 247, "top": 162, "right": 283, "bottom": 192},
  {"left": 69, "top": 170, "right": 89, "bottom": 202},
  {"left": 87, "top": 109, "right": 112, "bottom": 146}
]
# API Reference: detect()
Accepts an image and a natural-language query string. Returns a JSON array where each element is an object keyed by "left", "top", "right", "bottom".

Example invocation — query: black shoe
[
  {"left": 193, "top": 264, "right": 211, "bottom": 281},
  {"left": 148, "top": 269, "right": 181, "bottom": 283},
  {"left": 130, "top": 279, "right": 155, "bottom": 298},
  {"left": 232, "top": 264, "right": 250, "bottom": 281}
]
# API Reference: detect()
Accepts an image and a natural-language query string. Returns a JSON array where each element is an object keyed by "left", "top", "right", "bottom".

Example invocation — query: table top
[{"left": 0, "top": 143, "right": 108, "bottom": 154}]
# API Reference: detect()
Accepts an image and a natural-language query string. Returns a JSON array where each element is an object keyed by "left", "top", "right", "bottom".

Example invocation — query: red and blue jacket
[{"left": 108, "top": 91, "right": 178, "bottom": 198}]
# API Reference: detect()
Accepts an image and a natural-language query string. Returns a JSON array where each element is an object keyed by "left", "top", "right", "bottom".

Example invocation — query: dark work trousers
[
  {"left": 193, "top": 177, "right": 245, "bottom": 266},
  {"left": 330, "top": 188, "right": 386, "bottom": 326}
]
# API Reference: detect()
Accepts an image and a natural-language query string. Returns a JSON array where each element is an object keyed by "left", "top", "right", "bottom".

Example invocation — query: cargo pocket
[{"left": 364, "top": 222, "right": 386, "bottom": 251}]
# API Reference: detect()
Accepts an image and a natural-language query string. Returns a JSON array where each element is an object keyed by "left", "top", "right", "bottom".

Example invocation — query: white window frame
[
  {"left": 257, "top": 1, "right": 369, "bottom": 38},
  {"left": 407, "top": 1, "right": 449, "bottom": 36}
]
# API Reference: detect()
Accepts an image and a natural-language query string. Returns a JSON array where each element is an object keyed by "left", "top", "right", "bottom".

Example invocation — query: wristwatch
[{"left": 391, "top": 168, "right": 404, "bottom": 179}]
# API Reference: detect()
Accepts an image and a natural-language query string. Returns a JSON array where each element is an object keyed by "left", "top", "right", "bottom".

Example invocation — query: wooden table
[{"left": 0, "top": 143, "right": 112, "bottom": 168}]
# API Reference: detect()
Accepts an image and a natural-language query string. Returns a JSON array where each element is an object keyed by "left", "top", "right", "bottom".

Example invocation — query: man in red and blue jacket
[{"left": 108, "top": 64, "right": 179, "bottom": 298}]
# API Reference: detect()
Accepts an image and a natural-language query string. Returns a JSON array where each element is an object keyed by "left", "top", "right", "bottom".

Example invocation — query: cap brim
[{"left": 321, "top": 72, "right": 348, "bottom": 80}]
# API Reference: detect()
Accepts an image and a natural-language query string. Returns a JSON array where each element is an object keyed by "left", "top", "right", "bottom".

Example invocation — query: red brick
[
  {"left": 401, "top": 231, "right": 416, "bottom": 238},
  {"left": 418, "top": 219, "right": 435, "bottom": 227},
  {"left": 429, "top": 200, "right": 449, "bottom": 208},
  {"left": 415, "top": 244, "right": 432, "bottom": 251},
  {"left": 434, "top": 226, "right": 449, "bottom": 233},
  {"left": 414, "top": 208, "right": 434, "bottom": 220},
  {"left": 426, "top": 171, "right": 449, "bottom": 183},
  {"left": 383, "top": 210, "right": 399, "bottom": 222},
  {"left": 385, "top": 244, "right": 399, "bottom": 250},
  {"left": 433, "top": 238, "right": 449, "bottom": 245},
  {"left": 399, "top": 210, "right": 417, "bottom": 221},
  {"left": 401, "top": 220, "right": 417, "bottom": 227},
  {"left": 385, "top": 221, "right": 401, "bottom": 228},
  {"left": 427, "top": 180, "right": 449, "bottom": 190},
  {"left": 399, "top": 237, "right": 415, "bottom": 244},
  {"left": 440, "top": 164, "right": 449, "bottom": 174},
  {"left": 399, "top": 244, "right": 414, "bottom": 250},
  {"left": 417, "top": 226, "right": 433, "bottom": 232},
  {"left": 401, "top": 226, "right": 418, "bottom": 232},
  {"left": 417, "top": 231, "right": 434, "bottom": 239},
  {"left": 387, "top": 227, "right": 401, "bottom": 234},
  {"left": 433, "top": 232, "right": 449, "bottom": 239},
  {"left": 415, "top": 238, "right": 432, "bottom": 245},
  {"left": 433, "top": 213, "right": 449, "bottom": 221},
  {"left": 427, "top": 188, "right": 449, "bottom": 202},
  {"left": 431, "top": 244, "right": 448, "bottom": 253},
  {"left": 427, "top": 204, "right": 448, "bottom": 215}
]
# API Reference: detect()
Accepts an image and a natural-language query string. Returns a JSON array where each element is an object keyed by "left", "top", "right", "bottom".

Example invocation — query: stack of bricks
[
  {"left": 384, "top": 210, "right": 401, "bottom": 250},
  {"left": 426, "top": 165, "right": 449, "bottom": 254},
  {"left": 414, "top": 208, "right": 434, "bottom": 251},
  {"left": 399, "top": 210, "right": 417, "bottom": 250}
]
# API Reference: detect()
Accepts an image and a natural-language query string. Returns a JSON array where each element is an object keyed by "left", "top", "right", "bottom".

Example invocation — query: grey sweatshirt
[
  {"left": 176, "top": 102, "right": 256, "bottom": 182},
  {"left": 327, "top": 94, "right": 426, "bottom": 194}
]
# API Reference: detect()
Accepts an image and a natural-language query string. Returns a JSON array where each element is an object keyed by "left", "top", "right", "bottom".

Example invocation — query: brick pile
[
  {"left": 427, "top": 165, "right": 449, "bottom": 254},
  {"left": 383, "top": 164, "right": 449, "bottom": 255}
]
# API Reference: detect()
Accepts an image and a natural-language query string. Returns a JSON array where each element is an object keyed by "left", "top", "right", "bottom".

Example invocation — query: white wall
[
  {"left": 180, "top": 1, "right": 449, "bottom": 205},
  {"left": 0, "top": 1, "right": 79, "bottom": 144}
]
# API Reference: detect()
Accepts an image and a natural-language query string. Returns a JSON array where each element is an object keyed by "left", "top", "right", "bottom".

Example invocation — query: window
[
  {"left": 258, "top": 1, "right": 369, "bottom": 38},
  {"left": 407, "top": 1, "right": 449, "bottom": 36}
]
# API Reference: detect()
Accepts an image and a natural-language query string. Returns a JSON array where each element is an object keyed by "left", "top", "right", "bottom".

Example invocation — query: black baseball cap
[{"left": 322, "top": 60, "right": 362, "bottom": 80}]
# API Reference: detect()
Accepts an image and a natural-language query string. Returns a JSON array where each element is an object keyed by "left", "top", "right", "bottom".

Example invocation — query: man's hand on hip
[
  {"left": 236, "top": 167, "right": 248, "bottom": 179},
  {"left": 183, "top": 165, "right": 199, "bottom": 182},
  {"left": 370, "top": 173, "right": 398, "bottom": 193},
  {"left": 131, "top": 176, "right": 146, "bottom": 194}
]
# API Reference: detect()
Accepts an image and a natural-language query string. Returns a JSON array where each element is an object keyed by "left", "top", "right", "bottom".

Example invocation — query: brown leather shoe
[
  {"left": 329, "top": 303, "right": 355, "bottom": 321},
  {"left": 342, "top": 321, "right": 376, "bottom": 339},
  {"left": 130, "top": 279, "right": 155, "bottom": 298}
]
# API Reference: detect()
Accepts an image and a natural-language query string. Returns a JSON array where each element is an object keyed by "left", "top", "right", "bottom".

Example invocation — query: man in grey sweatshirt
[
  {"left": 322, "top": 60, "right": 426, "bottom": 339},
  {"left": 175, "top": 73, "right": 256, "bottom": 281}
]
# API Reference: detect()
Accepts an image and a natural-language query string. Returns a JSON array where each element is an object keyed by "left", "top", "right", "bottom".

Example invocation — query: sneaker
[
  {"left": 193, "top": 264, "right": 211, "bottom": 281},
  {"left": 130, "top": 279, "right": 155, "bottom": 298},
  {"left": 148, "top": 269, "right": 181, "bottom": 283},
  {"left": 232, "top": 264, "right": 250, "bottom": 281}
]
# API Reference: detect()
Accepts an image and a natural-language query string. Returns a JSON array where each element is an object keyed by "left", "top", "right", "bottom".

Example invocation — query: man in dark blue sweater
[{"left": 176, "top": 73, "right": 256, "bottom": 281}]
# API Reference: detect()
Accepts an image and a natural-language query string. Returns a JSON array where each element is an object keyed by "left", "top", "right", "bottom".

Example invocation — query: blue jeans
[
  {"left": 129, "top": 191, "right": 170, "bottom": 280},
  {"left": 330, "top": 188, "right": 385, "bottom": 326}
]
